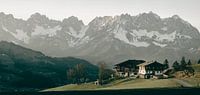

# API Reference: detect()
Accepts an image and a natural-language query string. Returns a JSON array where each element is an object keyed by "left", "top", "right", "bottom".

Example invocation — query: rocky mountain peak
[
  {"left": 138, "top": 11, "right": 161, "bottom": 20},
  {"left": 89, "top": 16, "right": 113, "bottom": 25},
  {"left": 0, "top": 12, "right": 6, "bottom": 17},
  {"left": 27, "top": 13, "right": 50, "bottom": 26},
  {"left": 29, "top": 12, "right": 48, "bottom": 20},
  {"left": 119, "top": 13, "right": 132, "bottom": 19},
  {"left": 172, "top": 15, "right": 181, "bottom": 20},
  {"left": 0, "top": 12, "right": 15, "bottom": 20},
  {"left": 62, "top": 16, "right": 84, "bottom": 31}
]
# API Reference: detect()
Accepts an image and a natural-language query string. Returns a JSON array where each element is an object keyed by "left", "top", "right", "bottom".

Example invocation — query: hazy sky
[{"left": 0, "top": 0, "right": 199, "bottom": 30}]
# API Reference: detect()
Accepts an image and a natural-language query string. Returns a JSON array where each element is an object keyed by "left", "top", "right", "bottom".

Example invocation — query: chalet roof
[
  {"left": 115, "top": 60, "right": 145, "bottom": 67},
  {"left": 137, "top": 61, "right": 164, "bottom": 67}
]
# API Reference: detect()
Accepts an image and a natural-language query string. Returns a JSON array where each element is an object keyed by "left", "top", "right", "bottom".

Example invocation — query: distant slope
[{"left": 0, "top": 41, "right": 98, "bottom": 91}]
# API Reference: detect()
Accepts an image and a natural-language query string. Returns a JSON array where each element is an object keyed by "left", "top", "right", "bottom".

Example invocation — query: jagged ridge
[{"left": 0, "top": 11, "right": 199, "bottom": 65}]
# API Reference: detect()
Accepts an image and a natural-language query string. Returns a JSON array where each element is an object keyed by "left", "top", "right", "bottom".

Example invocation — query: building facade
[
  {"left": 114, "top": 60, "right": 145, "bottom": 77},
  {"left": 114, "top": 60, "right": 166, "bottom": 79},
  {"left": 137, "top": 61, "right": 165, "bottom": 79}
]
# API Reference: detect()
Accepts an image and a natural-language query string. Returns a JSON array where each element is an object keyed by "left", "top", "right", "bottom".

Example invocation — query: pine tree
[
  {"left": 172, "top": 61, "right": 179, "bottom": 71},
  {"left": 198, "top": 59, "right": 200, "bottom": 64},
  {"left": 163, "top": 59, "right": 169, "bottom": 69},
  {"left": 180, "top": 57, "right": 187, "bottom": 70},
  {"left": 187, "top": 59, "right": 192, "bottom": 66}
]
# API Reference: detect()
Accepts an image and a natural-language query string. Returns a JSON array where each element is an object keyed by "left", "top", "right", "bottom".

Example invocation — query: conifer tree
[
  {"left": 172, "top": 61, "right": 179, "bottom": 71},
  {"left": 180, "top": 57, "right": 187, "bottom": 70},
  {"left": 198, "top": 59, "right": 200, "bottom": 64},
  {"left": 187, "top": 59, "right": 192, "bottom": 66},
  {"left": 163, "top": 59, "right": 169, "bottom": 69}
]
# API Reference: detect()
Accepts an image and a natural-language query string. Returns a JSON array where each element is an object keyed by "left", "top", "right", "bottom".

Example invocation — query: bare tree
[
  {"left": 67, "top": 69, "right": 76, "bottom": 83},
  {"left": 98, "top": 62, "right": 114, "bottom": 85},
  {"left": 67, "top": 64, "right": 87, "bottom": 84},
  {"left": 98, "top": 62, "right": 106, "bottom": 85},
  {"left": 75, "top": 64, "right": 86, "bottom": 84}
]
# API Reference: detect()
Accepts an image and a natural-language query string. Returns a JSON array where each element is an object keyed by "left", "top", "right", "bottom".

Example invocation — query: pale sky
[{"left": 0, "top": 0, "right": 199, "bottom": 31}]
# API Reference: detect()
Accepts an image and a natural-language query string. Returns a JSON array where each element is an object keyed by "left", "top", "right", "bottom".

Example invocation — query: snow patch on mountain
[
  {"left": 129, "top": 41, "right": 150, "bottom": 47},
  {"left": 113, "top": 28, "right": 193, "bottom": 48},
  {"left": 130, "top": 30, "right": 176, "bottom": 42},
  {"left": 161, "top": 27, "right": 168, "bottom": 31},
  {"left": 68, "top": 36, "right": 91, "bottom": 47},
  {"left": 78, "top": 26, "right": 89, "bottom": 38},
  {"left": 67, "top": 26, "right": 88, "bottom": 39},
  {"left": 76, "top": 36, "right": 90, "bottom": 45},
  {"left": 176, "top": 33, "right": 192, "bottom": 39},
  {"left": 32, "top": 25, "right": 61, "bottom": 37},
  {"left": 153, "top": 41, "right": 167, "bottom": 47},
  {"left": 130, "top": 30, "right": 192, "bottom": 42},
  {"left": 2, "top": 25, "right": 9, "bottom": 32},
  {"left": 114, "top": 27, "right": 150, "bottom": 47},
  {"left": 114, "top": 27, "right": 128, "bottom": 43},
  {"left": 154, "top": 31, "right": 177, "bottom": 42},
  {"left": 10, "top": 29, "right": 30, "bottom": 43}
]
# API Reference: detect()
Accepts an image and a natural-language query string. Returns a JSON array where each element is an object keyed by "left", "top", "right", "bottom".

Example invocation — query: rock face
[{"left": 0, "top": 12, "right": 200, "bottom": 65}]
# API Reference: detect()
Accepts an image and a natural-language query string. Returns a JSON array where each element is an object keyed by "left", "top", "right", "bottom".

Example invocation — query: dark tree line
[
  {"left": 172, "top": 57, "right": 195, "bottom": 77},
  {"left": 172, "top": 57, "right": 193, "bottom": 71}
]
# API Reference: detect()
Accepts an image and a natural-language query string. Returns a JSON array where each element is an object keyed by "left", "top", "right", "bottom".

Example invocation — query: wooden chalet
[
  {"left": 114, "top": 60, "right": 145, "bottom": 77},
  {"left": 137, "top": 61, "right": 165, "bottom": 79}
]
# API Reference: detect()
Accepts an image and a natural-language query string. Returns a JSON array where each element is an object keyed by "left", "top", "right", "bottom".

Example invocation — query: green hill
[
  {"left": 43, "top": 78, "right": 181, "bottom": 91},
  {"left": 0, "top": 41, "right": 98, "bottom": 91}
]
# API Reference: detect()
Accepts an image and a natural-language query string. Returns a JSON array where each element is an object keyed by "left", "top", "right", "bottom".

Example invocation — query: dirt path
[{"left": 173, "top": 79, "right": 193, "bottom": 87}]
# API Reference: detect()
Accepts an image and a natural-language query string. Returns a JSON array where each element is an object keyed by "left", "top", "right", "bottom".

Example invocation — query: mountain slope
[
  {"left": 0, "top": 41, "right": 98, "bottom": 91},
  {"left": 0, "top": 12, "right": 199, "bottom": 65}
]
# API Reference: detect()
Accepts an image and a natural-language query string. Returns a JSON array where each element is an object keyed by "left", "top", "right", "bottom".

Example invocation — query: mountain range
[{"left": 0, "top": 11, "right": 200, "bottom": 66}]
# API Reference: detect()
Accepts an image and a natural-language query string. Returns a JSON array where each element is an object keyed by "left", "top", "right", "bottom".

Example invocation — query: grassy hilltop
[{"left": 43, "top": 78, "right": 181, "bottom": 91}]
